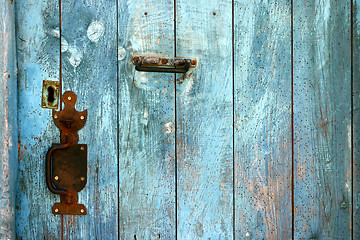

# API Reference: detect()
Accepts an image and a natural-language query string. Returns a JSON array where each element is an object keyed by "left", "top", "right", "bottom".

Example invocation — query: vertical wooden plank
[
  {"left": 60, "top": 1, "right": 118, "bottom": 238},
  {"left": 118, "top": 1, "right": 176, "bottom": 239},
  {"left": 15, "top": 0, "right": 62, "bottom": 238},
  {"left": 353, "top": 0, "right": 360, "bottom": 237},
  {"left": 176, "top": 1, "right": 233, "bottom": 238},
  {"left": 0, "top": 1, "right": 17, "bottom": 239},
  {"left": 234, "top": 1, "right": 292, "bottom": 239},
  {"left": 293, "top": 0, "right": 352, "bottom": 238}
]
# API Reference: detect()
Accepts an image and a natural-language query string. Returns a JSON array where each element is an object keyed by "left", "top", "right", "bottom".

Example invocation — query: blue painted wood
[
  {"left": 0, "top": 1, "right": 17, "bottom": 239},
  {"left": 15, "top": 0, "right": 62, "bottom": 238},
  {"left": 293, "top": 0, "right": 352, "bottom": 238},
  {"left": 354, "top": 0, "right": 360, "bottom": 238},
  {"left": 234, "top": 1, "right": 292, "bottom": 239},
  {"left": 118, "top": 1, "right": 176, "bottom": 238},
  {"left": 60, "top": 1, "right": 118, "bottom": 238},
  {"left": 176, "top": 1, "right": 234, "bottom": 238},
  {"left": 13, "top": 1, "right": 356, "bottom": 238}
]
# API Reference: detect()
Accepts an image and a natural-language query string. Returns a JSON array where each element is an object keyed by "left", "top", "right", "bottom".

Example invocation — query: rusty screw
[
  {"left": 133, "top": 56, "right": 140, "bottom": 63},
  {"left": 191, "top": 59, "right": 197, "bottom": 66},
  {"left": 54, "top": 176, "right": 59, "bottom": 180},
  {"left": 54, "top": 208, "right": 59, "bottom": 213},
  {"left": 161, "top": 58, "right": 168, "bottom": 64}
]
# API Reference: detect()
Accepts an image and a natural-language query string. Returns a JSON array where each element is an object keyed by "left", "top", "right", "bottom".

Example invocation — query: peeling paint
[
  {"left": 118, "top": 46, "right": 126, "bottom": 61},
  {"left": 68, "top": 45, "right": 82, "bottom": 67}
]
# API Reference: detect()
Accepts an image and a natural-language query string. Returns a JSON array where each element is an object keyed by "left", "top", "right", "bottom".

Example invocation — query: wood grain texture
[
  {"left": 0, "top": 1, "right": 17, "bottom": 239},
  {"left": 175, "top": 1, "right": 233, "bottom": 238},
  {"left": 354, "top": 0, "right": 360, "bottom": 238},
  {"left": 15, "top": 0, "right": 62, "bottom": 238},
  {"left": 293, "top": 1, "right": 352, "bottom": 238},
  {"left": 234, "top": 1, "right": 292, "bottom": 239},
  {"left": 118, "top": 1, "right": 176, "bottom": 239},
  {"left": 60, "top": 1, "right": 118, "bottom": 239}
]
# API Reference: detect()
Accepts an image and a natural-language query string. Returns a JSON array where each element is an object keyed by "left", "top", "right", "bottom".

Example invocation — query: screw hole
[{"left": 47, "top": 86, "right": 55, "bottom": 103}]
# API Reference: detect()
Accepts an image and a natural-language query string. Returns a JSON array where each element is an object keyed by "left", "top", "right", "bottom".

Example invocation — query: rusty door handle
[
  {"left": 135, "top": 59, "right": 191, "bottom": 73},
  {"left": 133, "top": 56, "right": 197, "bottom": 73},
  {"left": 46, "top": 143, "right": 71, "bottom": 195}
]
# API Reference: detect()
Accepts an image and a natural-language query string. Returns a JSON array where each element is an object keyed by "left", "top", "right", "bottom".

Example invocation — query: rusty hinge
[{"left": 45, "top": 91, "right": 88, "bottom": 215}]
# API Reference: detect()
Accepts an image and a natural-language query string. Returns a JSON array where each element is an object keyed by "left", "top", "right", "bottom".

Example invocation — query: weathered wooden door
[{"left": 1, "top": 0, "right": 360, "bottom": 239}]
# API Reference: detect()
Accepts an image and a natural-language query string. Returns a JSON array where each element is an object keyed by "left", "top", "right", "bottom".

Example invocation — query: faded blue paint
[
  {"left": 176, "top": 0, "right": 234, "bottom": 238},
  {"left": 294, "top": 0, "right": 352, "bottom": 238},
  {"left": 234, "top": 1, "right": 292, "bottom": 238},
  {"left": 118, "top": 1, "right": 176, "bottom": 239},
  {"left": 15, "top": 0, "right": 62, "bottom": 238},
  {"left": 0, "top": 1, "right": 17, "bottom": 239},
  {"left": 10, "top": 0, "right": 356, "bottom": 238},
  {"left": 60, "top": 0, "right": 119, "bottom": 238}
]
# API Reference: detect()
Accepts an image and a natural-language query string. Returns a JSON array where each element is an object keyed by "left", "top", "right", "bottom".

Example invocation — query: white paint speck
[
  {"left": 87, "top": 21, "right": 105, "bottom": 42},
  {"left": 68, "top": 45, "right": 82, "bottom": 67},
  {"left": 61, "top": 36, "right": 68, "bottom": 52},
  {"left": 162, "top": 122, "right": 174, "bottom": 134},
  {"left": 118, "top": 46, "right": 126, "bottom": 61}
]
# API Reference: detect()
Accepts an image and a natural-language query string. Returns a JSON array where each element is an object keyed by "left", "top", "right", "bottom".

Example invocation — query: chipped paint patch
[
  {"left": 87, "top": 21, "right": 105, "bottom": 43},
  {"left": 133, "top": 72, "right": 149, "bottom": 89},
  {"left": 61, "top": 36, "right": 69, "bottom": 53},
  {"left": 118, "top": 47, "right": 126, "bottom": 61},
  {"left": 182, "top": 75, "right": 195, "bottom": 94},
  {"left": 50, "top": 28, "right": 60, "bottom": 38},
  {"left": 141, "top": 108, "right": 149, "bottom": 126},
  {"left": 68, "top": 45, "right": 82, "bottom": 67},
  {"left": 162, "top": 122, "right": 174, "bottom": 134}
]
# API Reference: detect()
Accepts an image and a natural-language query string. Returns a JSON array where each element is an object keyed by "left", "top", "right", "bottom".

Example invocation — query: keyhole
[{"left": 47, "top": 86, "right": 55, "bottom": 103}]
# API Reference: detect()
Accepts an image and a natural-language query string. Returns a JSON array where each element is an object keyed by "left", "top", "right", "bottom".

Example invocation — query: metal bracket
[{"left": 46, "top": 91, "right": 88, "bottom": 215}]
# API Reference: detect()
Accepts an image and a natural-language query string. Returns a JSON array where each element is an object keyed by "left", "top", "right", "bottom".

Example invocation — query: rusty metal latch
[
  {"left": 46, "top": 91, "right": 88, "bottom": 215},
  {"left": 133, "top": 55, "right": 197, "bottom": 73}
]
